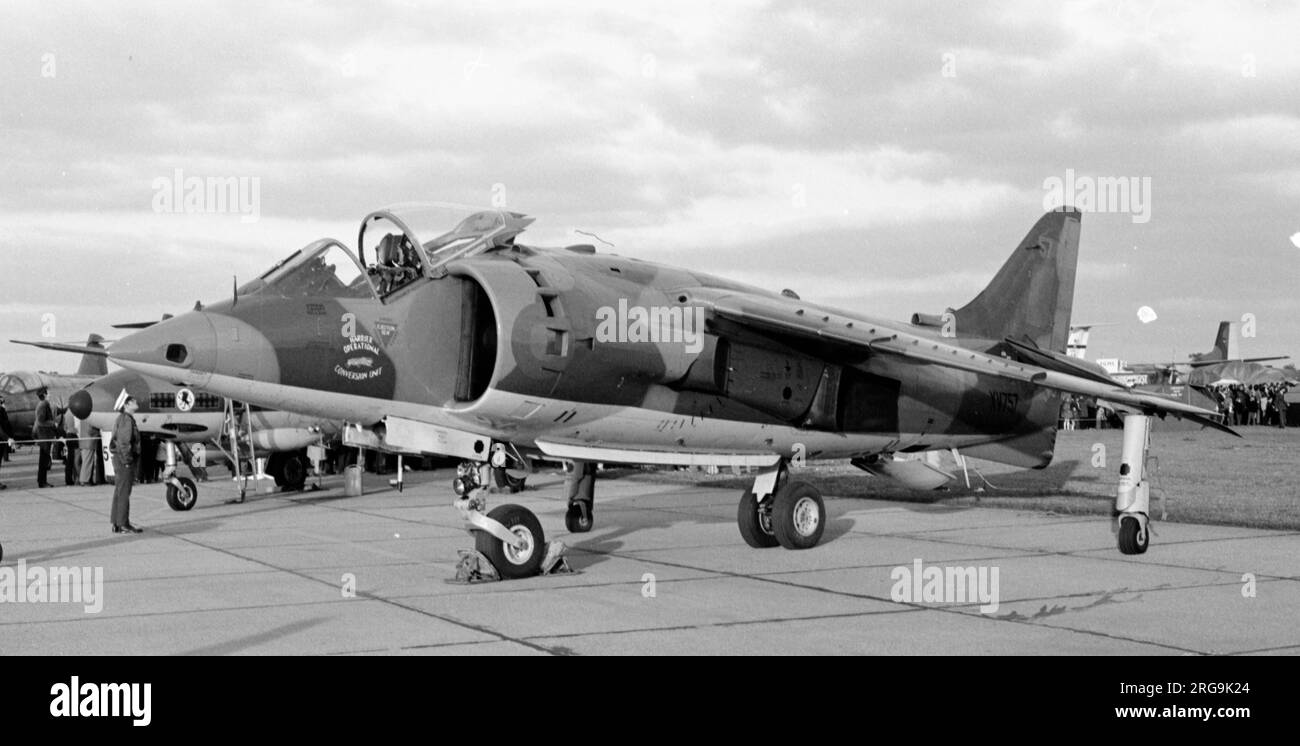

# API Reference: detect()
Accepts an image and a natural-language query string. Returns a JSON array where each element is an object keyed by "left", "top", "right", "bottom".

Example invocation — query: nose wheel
[
  {"left": 165, "top": 476, "right": 198, "bottom": 511},
  {"left": 474, "top": 504, "right": 545, "bottom": 579}
]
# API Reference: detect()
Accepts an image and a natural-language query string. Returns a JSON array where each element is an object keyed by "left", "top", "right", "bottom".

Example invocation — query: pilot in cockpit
[{"left": 369, "top": 233, "right": 420, "bottom": 294}]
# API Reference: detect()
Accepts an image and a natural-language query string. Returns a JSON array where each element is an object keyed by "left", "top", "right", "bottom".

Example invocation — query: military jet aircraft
[
  {"left": 107, "top": 204, "right": 1234, "bottom": 577},
  {"left": 0, "top": 335, "right": 107, "bottom": 439}
]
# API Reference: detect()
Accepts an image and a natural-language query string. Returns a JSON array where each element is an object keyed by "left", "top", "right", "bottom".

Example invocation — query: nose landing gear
[
  {"left": 452, "top": 458, "right": 571, "bottom": 582},
  {"left": 162, "top": 441, "right": 198, "bottom": 511}
]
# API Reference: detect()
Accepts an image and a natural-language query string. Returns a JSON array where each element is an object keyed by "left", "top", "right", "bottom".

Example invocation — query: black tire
[
  {"left": 166, "top": 477, "right": 198, "bottom": 511},
  {"left": 565, "top": 501, "right": 593, "bottom": 533},
  {"left": 1118, "top": 516, "right": 1148, "bottom": 555},
  {"left": 771, "top": 481, "right": 825, "bottom": 550},
  {"left": 278, "top": 451, "right": 307, "bottom": 490},
  {"left": 491, "top": 466, "right": 526, "bottom": 493},
  {"left": 474, "top": 504, "right": 545, "bottom": 579},
  {"left": 737, "top": 490, "right": 779, "bottom": 548}
]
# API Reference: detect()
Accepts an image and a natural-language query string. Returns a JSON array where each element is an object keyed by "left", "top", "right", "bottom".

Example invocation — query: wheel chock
[
  {"left": 450, "top": 549, "right": 501, "bottom": 584},
  {"left": 540, "top": 541, "right": 574, "bottom": 576}
]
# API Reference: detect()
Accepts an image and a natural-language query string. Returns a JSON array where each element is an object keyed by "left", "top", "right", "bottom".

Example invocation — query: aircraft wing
[
  {"left": 1186, "top": 355, "right": 1290, "bottom": 367},
  {"left": 10, "top": 339, "right": 111, "bottom": 357},
  {"left": 696, "top": 290, "right": 1239, "bottom": 436}
]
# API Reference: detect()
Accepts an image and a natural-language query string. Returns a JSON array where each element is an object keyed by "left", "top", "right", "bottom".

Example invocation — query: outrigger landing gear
[
  {"left": 161, "top": 441, "right": 198, "bottom": 511},
  {"left": 453, "top": 459, "right": 569, "bottom": 581},
  {"left": 737, "top": 461, "right": 825, "bottom": 550},
  {"left": 1115, "top": 414, "right": 1152, "bottom": 555},
  {"left": 564, "top": 461, "right": 596, "bottom": 533}
]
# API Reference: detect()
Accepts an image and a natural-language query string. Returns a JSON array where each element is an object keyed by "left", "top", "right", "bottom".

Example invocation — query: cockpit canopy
[
  {"left": 0, "top": 372, "right": 44, "bottom": 394},
  {"left": 358, "top": 203, "right": 534, "bottom": 276},
  {"left": 241, "top": 204, "right": 535, "bottom": 302}
]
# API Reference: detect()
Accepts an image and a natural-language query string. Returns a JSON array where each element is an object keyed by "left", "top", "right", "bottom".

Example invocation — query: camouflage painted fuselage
[{"left": 110, "top": 233, "right": 1062, "bottom": 469}]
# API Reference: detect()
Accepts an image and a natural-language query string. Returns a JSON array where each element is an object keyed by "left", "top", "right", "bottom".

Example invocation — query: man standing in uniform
[
  {"left": 0, "top": 394, "right": 15, "bottom": 490},
  {"left": 110, "top": 393, "right": 143, "bottom": 533},
  {"left": 34, "top": 388, "right": 57, "bottom": 488}
]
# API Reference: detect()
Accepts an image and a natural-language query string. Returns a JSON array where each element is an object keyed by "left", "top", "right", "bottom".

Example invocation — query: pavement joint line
[
  {"left": 936, "top": 575, "right": 1294, "bottom": 612},
  {"left": 1226, "top": 642, "right": 1300, "bottom": 655},
  {"left": 521, "top": 607, "right": 925, "bottom": 643},
  {"left": 565, "top": 545, "right": 1208, "bottom": 654},
  {"left": 826, "top": 524, "right": 1300, "bottom": 581},
  {"left": 144, "top": 522, "right": 561, "bottom": 655},
  {"left": 381, "top": 572, "right": 731, "bottom": 600},
  {"left": 0, "top": 595, "right": 388, "bottom": 627},
  {"left": 331, "top": 638, "right": 539, "bottom": 655}
]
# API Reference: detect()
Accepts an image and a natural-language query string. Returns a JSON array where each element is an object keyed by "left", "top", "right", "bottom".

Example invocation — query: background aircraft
[
  {"left": 1068, "top": 320, "right": 1293, "bottom": 419},
  {"left": 0, "top": 335, "right": 107, "bottom": 440},
  {"left": 14, "top": 340, "right": 344, "bottom": 507},
  {"left": 106, "top": 205, "right": 1232, "bottom": 576},
  {"left": 1120, "top": 321, "right": 1289, "bottom": 386}
]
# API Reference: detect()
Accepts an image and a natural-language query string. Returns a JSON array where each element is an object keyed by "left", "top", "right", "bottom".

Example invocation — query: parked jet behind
[
  {"left": 14, "top": 340, "right": 343, "bottom": 508},
  {"left": 107, "top": 204, "right": 1233, "bottom": 576},
  {"left": 0, "top": 335, "right": 107, "bottom": 439}
]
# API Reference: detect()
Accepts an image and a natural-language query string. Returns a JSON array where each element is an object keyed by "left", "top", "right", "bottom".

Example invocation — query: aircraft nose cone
[
  {"left": 110, "top": 311, "right": 279, "bottom": 386},
  {"left": 68, "top": 389, "right": 93, "bottom": 420},
  {"left": 111, "top": 312, "right": 218, "bottom": 383}
]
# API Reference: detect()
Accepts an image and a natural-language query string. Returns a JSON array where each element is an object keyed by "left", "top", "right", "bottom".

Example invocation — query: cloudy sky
[{"left": 2, "top": 0, "right": 1297, "bottom": 375}]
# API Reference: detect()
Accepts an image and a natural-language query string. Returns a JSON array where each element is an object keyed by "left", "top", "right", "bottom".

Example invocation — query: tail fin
[
  {"left": 76, "top": 334, "right": 108, "bottom": 376},
  {"left": 953, "top": 209, "right": 1081, "bottom": 353},
  {"left": 1195, "top": 321, "right": 1234, "bottom": 362}
]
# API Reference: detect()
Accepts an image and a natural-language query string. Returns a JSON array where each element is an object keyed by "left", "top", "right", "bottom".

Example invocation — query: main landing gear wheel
[
  {"left": 475, "top": 504, "right": 545, "bottom": 579},
  {"left": 737, "top": 490, "right": 779, "bottom": 548},
  {"left": 491, "top": 466, "right": 526, "bottom": 493},
  {"left": 771, "top": 481, "right": 824, "bottom": 550},
  {"left": 271, "top": 451, "right": 308, "bottom": 491},
  {"left": 565, "top": 501, "right": 593, "bottom": 533},
  {"left": 166, "top": 477, "right": 198, "bottom": 511},
  {"left": 1117, "top": 516, "right": 1148, "bottom": 555}
]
